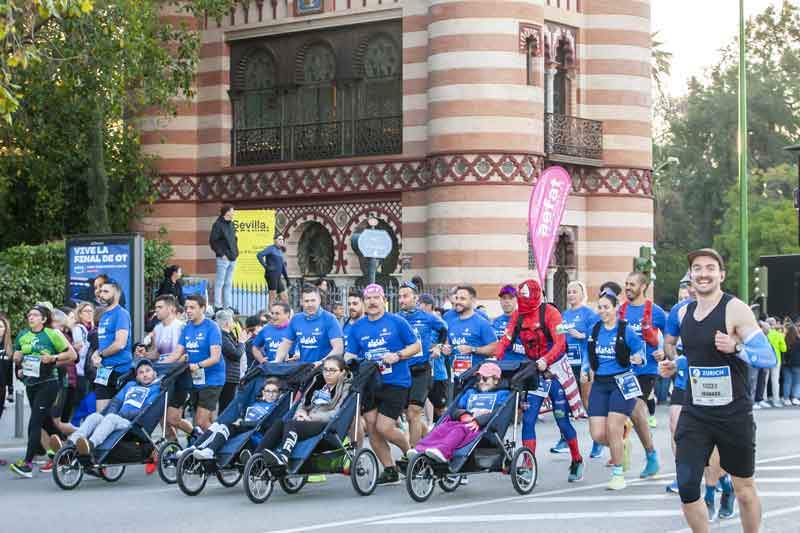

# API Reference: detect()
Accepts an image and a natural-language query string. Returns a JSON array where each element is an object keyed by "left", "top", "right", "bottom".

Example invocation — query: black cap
[
  {"left": 245, "top": 315, "right": 262, "bottom": 329},
  {"left": 135, "top": 358, "right": 154, "bottom": 370},
  {"left": 419, "top": 293, "right": 435, "bottom": 305}
]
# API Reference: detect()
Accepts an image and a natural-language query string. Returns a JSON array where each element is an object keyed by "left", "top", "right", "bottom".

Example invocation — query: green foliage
[{"left": 0, "top": 237, "right": 173, "bottom": 329}]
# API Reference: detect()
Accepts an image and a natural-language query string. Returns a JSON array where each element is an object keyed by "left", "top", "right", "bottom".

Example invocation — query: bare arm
[
  {"left": 100, "top": 329, "right": 129, "bottom": 358},
  {"left": 274, "top": 338, "right": 294, "bottom": 363},
  {"left": 251, "top": 344, "right": 267, "bottom": 364},
  {"left": 727, "top": 298, "right": 760, "bottom": 344},
  {"left": 161, "top": 344, "right": 186, "bottom": 364},
  {"left": 326, "top": 338, "right": 344, "bottom": 359},
  {"left": 474, "top": 341, "right": 499, "bottom": 357}
]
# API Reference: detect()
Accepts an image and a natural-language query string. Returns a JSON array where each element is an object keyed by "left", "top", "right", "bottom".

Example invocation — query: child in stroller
[{"left": 409, "top": 362, "right": 509, "bottom": 463}]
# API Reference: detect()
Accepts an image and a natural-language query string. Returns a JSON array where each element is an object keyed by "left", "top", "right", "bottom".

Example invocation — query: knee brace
[{"left": 676, "top": 461, "right": 703, "bottom": 504}]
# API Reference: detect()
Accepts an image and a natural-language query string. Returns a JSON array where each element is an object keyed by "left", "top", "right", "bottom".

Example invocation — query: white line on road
[
  {"left": 755, "top": 466, "right": 800, "bottom": 471},
  {"left": 372, "top": 510, "right": 684, "bottom": 525},
  {"left": 754, "top": 478, "right": 800, "bottom": 483},
  {"left": 668, "top": 504, "right": 800, "bottom": 533},
  {"left": 513, "top": 492, "right": 800, "bottom": 503}
]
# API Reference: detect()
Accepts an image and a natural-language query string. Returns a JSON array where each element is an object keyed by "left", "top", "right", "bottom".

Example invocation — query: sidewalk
[{"left": 0, "top": 391, "right": 29, "bottom": 449}]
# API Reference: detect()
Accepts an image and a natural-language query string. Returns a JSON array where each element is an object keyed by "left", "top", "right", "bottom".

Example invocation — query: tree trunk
[{"left": 85, "top": 105, "right": 111, "bottom": 233}]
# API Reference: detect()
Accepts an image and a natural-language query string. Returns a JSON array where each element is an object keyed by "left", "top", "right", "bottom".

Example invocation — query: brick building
[{"left": 133, "top": 0, "right": 654, "bottom": 309}]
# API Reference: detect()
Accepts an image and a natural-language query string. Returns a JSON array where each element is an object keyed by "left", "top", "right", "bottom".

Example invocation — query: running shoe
[
  {"left": 568, "top": 460, "right": 584, "bottom": 482},
  {"left": 193, "top": 447, "right": 215, "bottom": 460},
  {"left": 666, "top": 479, "right": 679, "bottom": 493},
  {"left": 176, "top": 446, "right": 196, "bottom": 459},
  {"left": 425, "top": 448, "right": 447, "bottom": 463},
  {"left": 705, "top": 495, "right": 716, "bottom": 522},
  {"left": 376, "top": 467, "right": 400, "bottom": 485},
  {"left": 793, "top": 398, "right": 800, "bottom": 406},
  {"left": 783, "top": 399, "right": 793, "bottom": 407},
  {"left": 758, "top": 400, "right": 771, "bottom": 409},
  {"left": 771, "top": 400, "right": 782, "bottom": 408},
  {"left": 40, "top": 460, "right": 53, "bottom": 474},
  {"left": 406, "top": 448, "right": 420, "bottom": 461},
  {"left": 144, "top": 452, "right": 157, "bottom": 476},
  {"left": 752, "top": 403, "right": 762, "bottom": 410},
  {"left": 607, "top": 466, "right": 625, "bottom": 491},
  {"left": 647, "top": 415, "right": 657, "bottom": 428},
  {"left": 307, "top": 474, "right": 327, "bottom": 483},
  {"left": 550, "top": 438, "right": 569, "bottom": 454},
  {"left": 590, "top": 442, "right": 605, "bottom": 459},
  {"left": 10, "top": 459, "right": 33, "bottom": 478},
  {"left": 640, "top": 449, "right": 659, "bottom": 478},
  {"left": 718, "top": 486, "right": 736, "bottom": 519},
  {"left": 459, "top": 476, "right": 469, "bottom": 485}
]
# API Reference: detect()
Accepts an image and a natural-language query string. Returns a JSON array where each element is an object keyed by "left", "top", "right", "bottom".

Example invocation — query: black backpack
[
  {"left": 511, "top": 303, "right": 556, "bottom": 352},
  {"left": 587, "top": 320, "right": 631, "bottom": 372}
]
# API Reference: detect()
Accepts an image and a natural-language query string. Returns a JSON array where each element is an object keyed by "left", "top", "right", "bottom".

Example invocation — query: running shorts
[
  {"left": 265, "top": 272, "right": 285, "bottom": 293},
  {"left": 587, "top": 376, "right": 637, "bottom": 417},
  {"left": 407, "top": 363, "right": 432, "bottom": 408},
  {"left": 428, "top": 380, "right": 448, "bottom": 410},
  {"left": 363, "top": 384, "right": 408, "bottom": 420},
  {"left": 191, "top": 386, "right": 222, "bottom": 412}
]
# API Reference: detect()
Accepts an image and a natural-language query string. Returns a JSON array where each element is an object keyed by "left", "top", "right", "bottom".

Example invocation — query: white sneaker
[
  {"left": 752, "top": 403, "right": 762, "bottom": 410},
  {"left": 783, "top": 399, "right": 793, "bottom": 407},
  {"left": 193, "top": 447, "right": 215, "bottom": 460},
  {"left": 758, "top": 400, "right": 771, "bottom": 408},
  {"left": 176, "top": 446, "right": 195, "bottom": 458},
  {"left": 424, "top": 448, "right": 448, "bottom": 463},
  {"left": 771, "top": 400, "right": 782, "bottom": 408},
  {"left": 792, "top": 399, "right": 800, "bottom": 406},
  {"left": 407, "top": 449, "right": 420, "bottom": 461}
]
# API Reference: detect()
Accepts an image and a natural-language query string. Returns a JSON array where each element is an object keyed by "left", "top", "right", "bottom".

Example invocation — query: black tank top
[{"left": 681, "top": 293, "right": 751, "bottom": 417}]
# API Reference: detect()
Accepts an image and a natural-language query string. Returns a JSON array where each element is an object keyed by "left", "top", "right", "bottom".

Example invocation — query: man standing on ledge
[
  {"left": 257, "top": 235, "right": 290, "bottom": 304},
  {"left": 660, "top": 248, "right": 775, "bottom": 533},
  {"left": 209, "top": 204, "right": 239, "bottom": 310}
]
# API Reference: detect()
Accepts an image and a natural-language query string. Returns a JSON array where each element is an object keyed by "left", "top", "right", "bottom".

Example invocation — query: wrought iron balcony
[
  {"left": 544, "top": 113, "right": 603, "bottom": 166},
  {"left": 232, "top": 115, "right": 402, "bottom": 166}
]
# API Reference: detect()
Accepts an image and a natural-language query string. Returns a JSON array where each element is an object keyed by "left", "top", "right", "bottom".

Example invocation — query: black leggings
[
  {"left": 255, "top": 419, "right": 327, "bottom": 453},
  {"left": 25, "top": 381, "right": 61, "bottom": 462}
]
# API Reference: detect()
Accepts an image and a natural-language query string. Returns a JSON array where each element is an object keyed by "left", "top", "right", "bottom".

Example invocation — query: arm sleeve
[
  {"left": 541, "top": 306, "right": 567, "bottom": 365},
  {"left": 221, "top": 335, "right": 241, "bottom": 362},
  {"left": 256, "top": 247, "right": 269, "bottom": 268},
  {"left": 738, "top": 330, "right": 778, "bottom": 369}
]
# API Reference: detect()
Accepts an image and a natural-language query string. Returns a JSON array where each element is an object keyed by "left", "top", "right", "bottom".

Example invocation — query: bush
[{"left": 0, "top": 238, "right": 173, "bottom": 330}]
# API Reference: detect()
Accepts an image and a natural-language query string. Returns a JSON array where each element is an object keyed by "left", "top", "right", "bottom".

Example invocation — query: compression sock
[
  {"left": 523, "top": 439, "right": 537, "bottom": 455},
  {"left": 566, "top": 437, "right": 582, "bottom": 463},
  {"left": 705, "top": 484, "right": 716, "bottom": 502},
  {"left": 647, "top": 398, "right": 656, "bottom": 416}
]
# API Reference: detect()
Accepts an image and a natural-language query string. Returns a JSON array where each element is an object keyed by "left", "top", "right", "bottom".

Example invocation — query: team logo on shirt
[
  {"left": 185, "top": 340, "right": 200, "bottom": 350},
  {"left": 451, "top": 336, "right": 467, "bottom": 345},
  {"left": 299, "top": 336, "right": 318, "bottom": 345},
  {"left": 367, "top": 337, "right": 387, "bottom": 349}
]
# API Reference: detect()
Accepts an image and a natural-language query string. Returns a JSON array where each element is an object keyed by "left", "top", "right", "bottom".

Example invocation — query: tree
[{"left": 0, "top": 0, "right": 233, "bottom": 248}]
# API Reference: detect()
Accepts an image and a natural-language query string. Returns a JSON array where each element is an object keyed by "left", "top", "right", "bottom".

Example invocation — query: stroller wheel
[
  {"left": 244, "top": 453, "right": 274, "bottom": 504},
  {"left": 216, "top": 467, "right": 243, "bottom": 488},
  {"left": 177, "top": 453, "right": 208, "bottom": 496},
  {"left": 406, "top": 454, "right": 435, "bottom": 503},
  {"left": 438, "top": 474, "right": 462, "bottom": 493},
  {"left": 510, "top": 447, "right": 538, "bottom": 495},
  {"left": 99, "top": 465, "right": 126, "bottom": 482},
  {"left": 53, "top": 447, "right": 84, "bottom": 490},
  {"left": 279, "top": 475, "right": 307, "bottom": 494},
  {"left": 350, "top": 448, "right": 378, "bottom": 496},
  {"left": 156, "top": 441, "right": 182, "bottom": 484}
]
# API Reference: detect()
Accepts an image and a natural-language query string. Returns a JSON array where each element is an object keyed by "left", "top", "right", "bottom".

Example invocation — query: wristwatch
[{"left": 735, "top": 343, "right": 744, "bottom": 354}]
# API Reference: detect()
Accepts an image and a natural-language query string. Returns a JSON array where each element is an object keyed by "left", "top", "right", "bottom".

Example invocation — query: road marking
[
  {"left": 755, "top": 466, "right": 800, "bottom": 471},
  {"left": 668, "top": 504, "right": 800, "bottom": 533},
  {"left": 513, "top": 491, "right": 800, "bottom": 503},
  {"left": 754, "top": 478, "right": 800, "bottom": 483},
  {"left": 263, "top": 452, "right": 800, "bottom": 533},
  {"left": 372, "top": 510, "right": 684, "bottom": 524}
]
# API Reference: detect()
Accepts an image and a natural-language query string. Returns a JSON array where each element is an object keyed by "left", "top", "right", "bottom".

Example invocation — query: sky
[{"left": 651, "top": 0, "right": 789, "bottom": 96}]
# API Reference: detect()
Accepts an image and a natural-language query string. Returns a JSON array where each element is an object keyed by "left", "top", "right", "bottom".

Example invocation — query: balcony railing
[
  {"left": 232, "top": 115, "right": 402, "bottom": 166},
  {"left": 544, "top": 113, "right": 603, "bottom": 165}
]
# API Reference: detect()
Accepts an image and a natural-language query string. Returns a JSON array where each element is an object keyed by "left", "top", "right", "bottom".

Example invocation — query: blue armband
[
  {"left": 737, "top": 330, "right": 777, "bottom": 369},
  {"left": 674, "top": 355, "right": 688, "bottom": 390}
]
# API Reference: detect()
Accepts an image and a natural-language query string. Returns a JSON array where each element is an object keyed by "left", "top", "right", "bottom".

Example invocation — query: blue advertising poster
[{"left": 67, "top": 240, "right": 132, "bottom": 312}]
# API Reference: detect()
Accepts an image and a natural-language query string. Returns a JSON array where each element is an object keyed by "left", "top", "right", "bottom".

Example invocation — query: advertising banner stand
[{"left": 65, "top": 233, "right": 145, "bottom": 343}]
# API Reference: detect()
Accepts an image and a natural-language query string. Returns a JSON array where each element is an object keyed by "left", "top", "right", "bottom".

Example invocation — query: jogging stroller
[
  {"left": 51, "top": 363, "right": 188, "bottom": 490},
  {"left": 242, "top": 360, "right": 381, "bottom": 504},
  {"left": 405, "top": 359, "right": 540, "bottom": 502},
  {"left": 176, "top": 361, "right": 315, "bottom": 496}
]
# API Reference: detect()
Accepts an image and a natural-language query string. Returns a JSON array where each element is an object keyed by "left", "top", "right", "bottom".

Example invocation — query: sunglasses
[{"left": 478, "top": 375, "right": 498, "bottom": 382}]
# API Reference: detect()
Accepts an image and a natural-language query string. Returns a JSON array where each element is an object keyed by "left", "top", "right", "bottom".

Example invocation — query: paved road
[{"left": 1, "top": 406, "right": 799, "bottom": 533}]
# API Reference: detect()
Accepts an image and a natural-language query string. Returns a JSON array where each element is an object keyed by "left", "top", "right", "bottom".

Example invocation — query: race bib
[
  {"left": 689, "top": 366, "right": 733, "bottom": 407},
  {"left": 94, "top": 366, "right": 113, "bottom": 386},
  {"left": 368, "top": 353, "right": 392, "bottom": 375},
  {"left": 22, "top": 355, "right": 41, "bottom": 378},
  {"left": 192, "top": 366, "right": 206, "bottom": 386},
  {"left": 123, "top": 386, "right": 149, "bottom": 410},
  {"left": 453, "top": 354, "right": 472, "bottom": 377},
  {"left": 466, "top": 393, "right": 497, "bottom": 416},
  {"left": 567, "top": 344, "right": 582, "bottom": 366},
  {"left": 529, "top": 378, "right": 552, "bottom": 398},
  {"left": 312, "top": 387, "right": 333, "bottom": 406},
  {"left": 244, "top": 405, "right": 270, "bottom": 423},
  {"left": 614, "top": 371, "right": 642, "bottom": 400}
]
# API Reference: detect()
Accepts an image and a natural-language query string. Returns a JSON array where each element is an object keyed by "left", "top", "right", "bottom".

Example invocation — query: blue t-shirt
[
  {"left": 253, "top": 324, "right": 291, "bottom": 362},
  {"left": 399, "top": 307, "right": 447, "bottom": 368},
  {"left": 243, "top": 400, "right": 276, "bottom": 424},
  {"left": 666, "top": 299, "right": 693, "bottom": 338},
  {"left": 444, "top": 308, "right": 488, "bottom": 325},
  {"left": 562, "top": 306, "right": 600, "bottom": 369},
  {"left": 115, "top": 380, "right": 161, "bottom": 420},
  {"left": 97, "top": 305, "right": 133, "bottom": 372},
  {"left": 492, "top": 314, "right": 527, "bottom": 361},
  {"left": 593, "top": 322, "right": 645, "bottom": 377},
  {"left": 288, "top": 309, "right": 343, "bottom": 363},
  {"left": 180, "top": 318, "right": 225, "bottom": 388},
  {"left": 448, "top": 313, "right": 497, "bottom": 375},
  {"left": 621, "top": 302, "right": 667, "bottom": 376},
  {"left": 346, "top": 313, "right": 418, "bottom": 388},
  {"left": 457, "top": 387, "right": 512, "bottom": 416}
]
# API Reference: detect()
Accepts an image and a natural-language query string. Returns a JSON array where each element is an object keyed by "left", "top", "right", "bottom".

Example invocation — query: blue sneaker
[
  {"left": 590, "top": 442, "right": 605, "bottom": 459},
  {"left": 665, "top": 479, "right": 679, "bottom": 494},
  {"left": 705, "top": 494, "right": 716, "bottom": 522},
  {"left": 719, "top": 488, "right": 736, "bottom": 519},
  {"left": 568, "top": 460, "right": 584, "bottom": 482},
  {"left": 639, "top": 449, "right": 659, "bottom": 479},
  {"left": 550, "top": 438, "right": 569, "bottom": 454}
]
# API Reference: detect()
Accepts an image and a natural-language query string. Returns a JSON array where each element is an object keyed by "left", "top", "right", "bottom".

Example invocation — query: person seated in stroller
[
  {"left": 179, "top": 377, "right": 283, "bottom": 460},
  {"left": 255, "top": 356, "right": 351, "bottom": 466},
  {"left": 408, "top": 362, "right": 510, "bottom": 463},
  {"left": 49, "top": 359, "right": 161, "bottom": 456}
]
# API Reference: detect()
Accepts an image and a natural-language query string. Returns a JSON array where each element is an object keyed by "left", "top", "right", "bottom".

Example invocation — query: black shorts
[
  {"left": 168, "top": 370, "right": 193, "bottom": 409},
  {"left": 407, "top": 363, "right": 432, "bottom": 408},
  {"left": 670, "top": 385, "right": 687, "bottom": 406},
  {"left": 364, "top": 384, "right": 408, "bottom": 420},
  {"left": 675, "top": 408, "right": 756, "bottom": 484},
  {"left": 93, "top": 369, "right": 126, "bottom": 400},
  {"left": 191, "top": 386, "right": 222, "bottom": 412},
  {"left": 428, "top": 380, "right": 448, "bottom": 409},
  {"left": 637, "top": 374, "right": 657, "bottom": 401},
  {"left": 52, "top": 386, "right": 84, "bottom": 423},
  {"left": 265, "top": 272, "right": 285, "bottom": 293}
]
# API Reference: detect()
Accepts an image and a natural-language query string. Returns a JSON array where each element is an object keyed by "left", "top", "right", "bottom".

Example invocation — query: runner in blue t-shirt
[
  {"left": 619, "top": 272, "right": 667, "bottom": 479},
  {"left": 252, "top": 302, "right": 293, "bottom": 364},
  {"left": 162, "top": 295, "right": 223, "bottom": 431},
  {"left": 419, "top": 293, "right": 450, "bottom": 419},
  {"left": 276, "top": 286, "right": 343, "bottom": 364},
  {"left": 93, "top": 281, "right": 133, "bottom": 411},
  {"left": 442, "top": 286, "right": 497, "bottom": 380},
  {"left": 342, "top": 289, "right": 365, "bottom": 353},
  {"left": 585, "top": 289, "right": 645, "bottom": 491},
  {"left": 398, "top": 281, "right": 447, "bottom": 448},
  {"left": 345, "top": 284, "right": 420, "bottom": 486},
  {"left": 492, "top": 285, "right": 526, "bottom": 361}
]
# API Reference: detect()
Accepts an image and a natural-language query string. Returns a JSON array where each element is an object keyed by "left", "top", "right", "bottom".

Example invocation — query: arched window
[
  {"left": 358, "top": 34, "right": 402, "bottom": 155},
  {"left": 294, "top": 43, "right": 342, "bottom": 160},
  {"left": 232, "top": 49, "right": 282, "bottom": 164}
]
